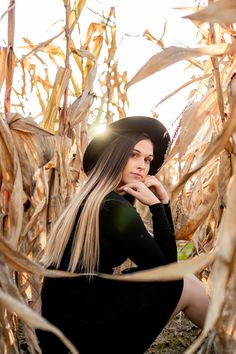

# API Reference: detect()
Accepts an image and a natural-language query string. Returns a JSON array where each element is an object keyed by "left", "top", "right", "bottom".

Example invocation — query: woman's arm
[
  {"left": 163, "top": 203, "right": 174, "bottom": 233},
  {"left": 150, "top": 203, "right": 177, "bottom": 262},
  {"left": 100, "top": 194, "right": 177, "bottom": 270}
]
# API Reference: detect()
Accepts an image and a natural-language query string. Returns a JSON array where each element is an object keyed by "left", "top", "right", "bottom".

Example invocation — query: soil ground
[{"left": 145, "top": 313, "right": 215, "bottom": 354}]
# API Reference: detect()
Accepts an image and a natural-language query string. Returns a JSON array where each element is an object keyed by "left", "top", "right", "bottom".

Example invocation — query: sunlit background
[
  {"left": 0, "top": 0, "right": 201, "bottom": 136},
  {"left": 1, "top": 3, "right": 236, "bottom": 353}
]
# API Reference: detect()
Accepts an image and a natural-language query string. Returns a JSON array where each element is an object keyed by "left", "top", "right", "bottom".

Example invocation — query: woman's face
[{"left": 121, "top": 139, "right": 154, "bottom": 184}]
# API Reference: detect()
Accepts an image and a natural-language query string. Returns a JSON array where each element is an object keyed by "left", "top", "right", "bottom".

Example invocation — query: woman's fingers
[
  {"left": 121, "top": 182, "right": 160, "bottom": 206},
  {"left": 143, "top": 176, "right": 169, "bottom": 203},
  {"left": 122, "top": 182, "right": 145, "bottom": 192}
]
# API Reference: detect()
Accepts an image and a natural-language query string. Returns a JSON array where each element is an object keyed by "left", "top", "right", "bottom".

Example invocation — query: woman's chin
[{"left": 128, "top": 177, "right": 143, "bottom": 183}]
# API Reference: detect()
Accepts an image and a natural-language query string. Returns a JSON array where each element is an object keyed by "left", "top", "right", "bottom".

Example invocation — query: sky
[{"left": 0, "top": 0, "right": 200, "bottom": 134}]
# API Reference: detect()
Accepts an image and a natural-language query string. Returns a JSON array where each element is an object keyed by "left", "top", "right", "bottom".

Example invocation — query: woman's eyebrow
[{"left": 133, "top": 148, "right": 153, "bottom": 157}]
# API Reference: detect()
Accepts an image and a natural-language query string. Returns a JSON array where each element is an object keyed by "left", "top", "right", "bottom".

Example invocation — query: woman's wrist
[
  {"left": 148, "top": 197, "right": 161, "bottom": 206},
  {"left": 160, "top": 198, "right": 170, "bottom": 204}
]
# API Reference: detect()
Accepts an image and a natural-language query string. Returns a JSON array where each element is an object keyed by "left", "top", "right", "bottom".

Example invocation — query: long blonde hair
[{"left": 43, "top": 132, "right": 152, "bottom": 274}]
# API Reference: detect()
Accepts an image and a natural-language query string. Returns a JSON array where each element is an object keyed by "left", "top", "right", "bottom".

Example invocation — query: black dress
[{"left": 37, "top": 192, "right": 183, "bottom": 354}]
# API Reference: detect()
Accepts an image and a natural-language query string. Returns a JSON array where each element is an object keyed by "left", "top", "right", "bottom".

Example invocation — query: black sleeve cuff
[{"left": 149, "top": 203, "right": 166, "bottom": 214}]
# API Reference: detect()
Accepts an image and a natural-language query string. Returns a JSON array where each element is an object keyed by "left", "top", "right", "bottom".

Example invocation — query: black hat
[{"left": 83, "top": 116, "right": 170, "bottom": 175}]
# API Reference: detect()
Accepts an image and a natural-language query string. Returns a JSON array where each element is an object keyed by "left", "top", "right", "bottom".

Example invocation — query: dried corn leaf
[
  {"left": 42, "top": 67, "right": 71, "bottom": 133},
  {"left": 20, "top": 58, "right": 36, "bottom": 93},
  {"left": 5, "top": 113, "right": 55, "bottom": 196},
  {"left": 173, "top": 96, "right": 236, "bottom": 195},
  {"left": 69, "top": 92, "right": 94, "bottom": 128},
  {"left": 22, "top": 198, "right": 47, "bottom": 238},
  {"left": 70, "top": 39, "right": 84, "bottom": 74},
  {"left": 178, "top": 89, "right": 216, "bottom": 159},
  {"left": 173, "top": 7, "right": 206, "bottom": 12},
  {"left": 55, "top": 136, "right": 74, "bottom": 200},
  {"left": 99, "top": 251, "right": 216, "bottom": 282},
  {"left": 218, "top": 150, "right": 232, "bottom": 207},
  {"left": 154, "top": 74, "right": 211, "bottom": 108},
  {"left": 35, "top": 84, "right": 47, "bottom": 114},
  {"left": 0, "top": 237, "right": 87, "bottom": 282},
  {"left": 1, "top": 237, "right": 95, "bottom": 281},
  {"left": 184, "top": 0, "right": 236, "bottom": 25},
  {"left": 0, "top": 261, "right": 19, "bottom": 352},
  {"left": 185, "top": 155, "right": 236, "bottom": 353},
  {"left": 7, "top": 113, "right": 55, "bottom": 166},
  {"left": 69, "top": 0, "right": 86, "bottom": 32},
  {"left": 0, "top": 116, "right": 23, "bottom": 247},
  {"left": 6, "top": 112, "right": 51, "bottom": 135},
  {"left": 1, "top": 237, "right": 215, "bottom": 284},
  {"left": 46, "top": 136, "right": 75, "bottom": 228},
  {"left": 84, "top": 22, "right": 105, "bottom": 50},
  {"left": 80, "top": 117, "right": 88, "bottom": 154},
  {"left": 143, "top": 28, "right": 165, "bottom": 49},
  {"left": 4, "top": 48, "right": 15, "bottom": 113},
  {"left": 176, "top": 178, "right": 218, "bottom": 240},
  {"left": 91, "top": 35, "right": 103, "bottom": 60},
  {"left": 106, "top": 8, "right": 116, "bottom": 60},
  {"left": 126, "top": 43, "right": 236, "bottom": 89},
  {"left": 11, "top": 134, "right": 36, "bottom": 196},
  {"left": 18, "top": 32, "right": 64, "bottom": 64},
  {"left": 0, "top": 237, "right": 46, "bottom": 284},
  {"left": 33, "top": 44, "right": 65, "bottom": 59},
  {"left": 0, "top": 47, "right": 7, "bottom": 91},
  {"left": 46, "top": 168, "right": 62, "bottom": 228},
  {"left": 71, "top": 46, "right": 97, "bottom": 64},
  {"left": 217, "top": 253, "right": 236, "bottom": 352},
  {"left": 68, "top": 49, "right": 97, "bottom": 127},
  {"left": 0, "top": 2, "right": 15, "bottom": 23},
  {"left": 7, "top": 0, "right": 15, "bottom": 47}
]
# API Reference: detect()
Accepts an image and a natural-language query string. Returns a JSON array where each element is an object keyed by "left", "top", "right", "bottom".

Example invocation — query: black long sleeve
[
  {"left": 149, "top": 203, "right": 177, "bottom": 262},
  {"left": 99, "top": 192, "right": 178, "bottom": 272}
]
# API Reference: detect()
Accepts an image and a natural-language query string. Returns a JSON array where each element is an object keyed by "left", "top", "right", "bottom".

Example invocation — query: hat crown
[{"left": 83, "top": 116, "right": 170, "bottom": 175}]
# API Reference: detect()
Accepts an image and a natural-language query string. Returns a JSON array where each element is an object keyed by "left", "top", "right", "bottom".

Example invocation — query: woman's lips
[{"left": 131, "top": 173, "right": 143, "bottom": 179}]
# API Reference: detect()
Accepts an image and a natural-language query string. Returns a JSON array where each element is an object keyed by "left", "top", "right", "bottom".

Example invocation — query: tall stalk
[
  {"left": 4, "top": 0, "right": 15, "bottom": 114},
  {"left": 59, "top": 0, "right": 71, "bottom": 135}
]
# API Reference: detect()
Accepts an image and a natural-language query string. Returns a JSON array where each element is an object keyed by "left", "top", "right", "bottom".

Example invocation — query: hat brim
[{"left": 83, "top": 116, "right": 170, "bottom": 175}]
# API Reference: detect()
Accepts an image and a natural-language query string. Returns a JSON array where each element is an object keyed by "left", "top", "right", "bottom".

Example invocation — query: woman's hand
[
  {"left": 143, "top": 175, "right": 169, "bottom": 204},
  {"left": 118, "top": 182, "right": 160, "bottom": 206}
]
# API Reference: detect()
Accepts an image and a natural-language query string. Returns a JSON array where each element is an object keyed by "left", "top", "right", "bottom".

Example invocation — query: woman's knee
[
  {"left": 183, "top": 274, "right": 207, "bottom": 302},
  {"left": 174, "top": 275, "right": 208, "bottom": 314}
]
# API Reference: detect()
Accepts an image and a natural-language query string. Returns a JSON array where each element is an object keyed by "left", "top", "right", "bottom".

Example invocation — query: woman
[{"left": 37, "top": 116, "right": 209, "bottom": 354}]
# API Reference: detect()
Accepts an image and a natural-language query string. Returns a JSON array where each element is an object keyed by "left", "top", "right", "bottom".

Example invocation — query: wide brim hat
[{"left": 83, "top": 116, "right": 170, "bottom": 175}]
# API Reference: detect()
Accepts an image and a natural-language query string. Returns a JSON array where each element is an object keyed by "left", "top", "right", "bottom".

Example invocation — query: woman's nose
[{"left": 137, "top": 159, "right": 146, "bottom": 169}]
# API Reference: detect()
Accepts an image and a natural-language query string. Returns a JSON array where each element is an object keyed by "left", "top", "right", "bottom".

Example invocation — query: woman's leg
[{"left": 171, "top": 274, "right": 209, "bottom": 328}]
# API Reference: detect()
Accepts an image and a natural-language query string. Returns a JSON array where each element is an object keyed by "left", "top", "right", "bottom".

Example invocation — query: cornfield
[{"left": 0, "top": 0, "right": 236, "bottom": 353}]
